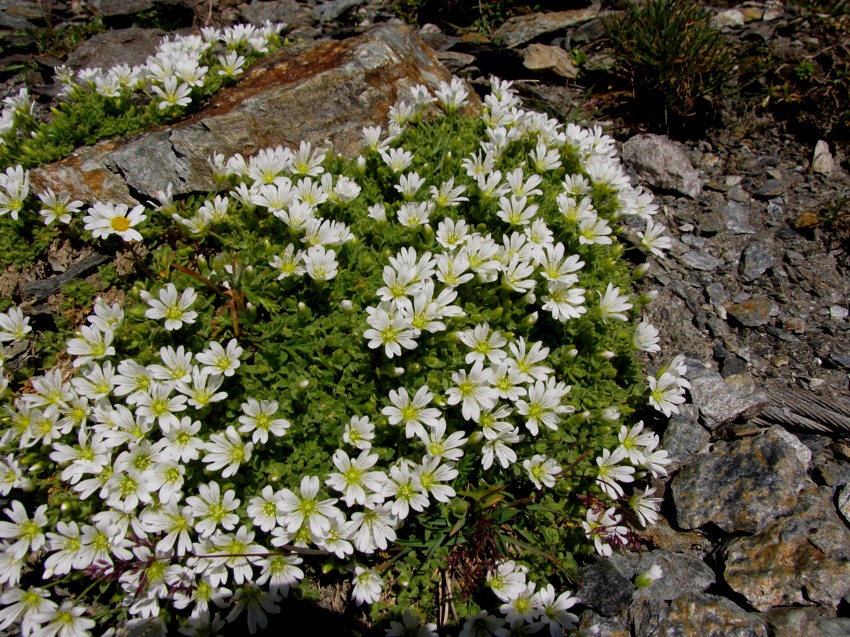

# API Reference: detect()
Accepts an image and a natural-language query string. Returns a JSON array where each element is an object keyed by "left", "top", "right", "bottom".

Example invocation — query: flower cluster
[{"left": 0, "top": 74, "right": 684, "bottom": 635}]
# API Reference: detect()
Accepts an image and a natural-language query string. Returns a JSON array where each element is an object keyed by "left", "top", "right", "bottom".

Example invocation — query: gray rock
[
  {"left": 241, "top": 0, "right": 316, "bottom": 28},
  {"left": 739, "top": 241, "right": 775, "bottom": 282},
  {"left": 576, "top": 559, "right": 634, "bottom": 617},
  {"left": 492, "top": 6, "right": 601, "bottom": 48},
  {"left": 684, "top": 361, "right": 768, "bottom": 429},
  {"left": 609, "top": 550, "right": 716, "bottom": 602},
  {"left": 579, "top": 609, "right": 630, "bottom": 637},
  {"left": 621, "top": 134, "right": 702, "bottom": 198},
  {"left": 754, "top": 178, "right": 784, "bottom": 199},
  {"left": 21, "top": 253, "right": 111, "bottom": 302},
  {"left": 629, "top": 598, "right": 670, "bottom": 637},
  {"left": 33, "top": 25, "right": 478, "bottom": 203},
  {"left": 838, "top": 481, "right": 850, "bottom": 519},
  {"left": 0, "top": 0, "right": 39, "bottom": 29},
  {"left": 65, "top": 28, "right": 167, "bottom": 71},
  {"left": 521, "top": 43, "right": 578, "bottom": 79},
  {"left": 717, "top": 200, "right": 757, "bottom": 234},
  {"left": 722, "top": 487, "right": 850, "bottom": 610},
  {"left": 673, "top": 426, "right": 811, "bottom": 533},
  {"left": 765, "top": 607, "right": 834, "bottom": 637},
  {"left": 313, "top": 0, "right": 362, "bottom": 23},
  {"left": 654, "top": 593, "right": 768, "bottom": 637},
  {"left": 818, "top": 618, "right": 850, "bottom": 637},
  {"left": 662, "top": 415, "right": 710, "bottom": 471},
  {"left": 725, "top": 295, "right": 775, "bottom": 327},
  {"left": 678, "top": 250, "right": 720, "bottom": 272},
  {"left": 89, "top": 0, "right": 154, "bottom": 17},
  {"left": 812, "top": 140, "right": 834, "bottom": 176}
]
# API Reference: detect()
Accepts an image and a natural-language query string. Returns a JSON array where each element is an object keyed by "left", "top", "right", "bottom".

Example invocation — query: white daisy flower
[
  {"left": 83, "top": 201, "right": 146, "bottom": 241},
  {"left": 142, "top": 283, "right": 198, "bottom": 331}
]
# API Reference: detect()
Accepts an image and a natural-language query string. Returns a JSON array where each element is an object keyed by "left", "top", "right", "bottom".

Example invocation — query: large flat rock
[{"left": 32, "top": 24, "right": 478, "bottom": 205}]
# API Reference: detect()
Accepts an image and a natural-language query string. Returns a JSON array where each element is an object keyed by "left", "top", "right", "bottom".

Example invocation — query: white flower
[
  {"left": 459, "top": 323, "right": 507, "bottom": 366},
  {"left": 629, "top": 485, "right": 663, "bottom": 527},
  {"left": 270, "top": 244, "right": 306, "bottom": 280},
  {"left": 174, "top": 367, "right": 227, "bottom": 409},
  {"left": 595, "top": 447, "right": 635, "bottom": 498},
  {"left": 487, "top": 560, "right": 527, "bottom": 602},
  {"left": 364, "top": 304, "right": 417, "bottom": 358},
  {"left": 226, "top": 583, "right": 281, "bottom": 635},
  {"left": 395, "top": 172, "right": 426, "bottom": 199},
  {"left": 382, "top": 463, "right": 429, "bottom": 520},
  {"left": 434, "top": 77, "right": 469, "bottom": 112},
  {"left": 578, "top": 210, "right": 612, "bottom": 245},
  {"left": 597, "top": 283, "right": 632, "bottom": 323},
  {"left": 31, "top": 600, "right": 95, "bottom": 637},
  {"left": 278, "top": 475, "right": 340, "bottom": 536},
  {"left": 647, "top": 372, "right": 687, "bottom": 417},
  {"left": 514, "top": 378, "right": 572, "bottom": 436},
  {"left": 142, "top": 283, "right": 198, "bottom": 330},
  {"left": 446, "top": 361, "right": 498, "bottom": 422},
  {"left": 415, "top": 456, "right": 457, "bottom": 503},
  {"left": 0, "top": 307, "right": 32, "bottom": 343},
  {"left": 417, "top": 418, "right": 467, "bottom": 462},
  {"left": 482, "top": 425, "right": 523, "bottom": 469},
  {"left": 351, "top": 566, "right": 382, "bottom": 605},
  {"left": 351, "top": 502, "right": 397, "bottom": 552},
  {"left": 0, "top": 501, "right": 47, "bottom": 559},
  {"left": 430, "top": 177, "right": 467, "bottom": 208},
  {"left": 386, "top": 609, "right": 439, "bottom": 637},
  {"left": 379, "top": 147, "right": 414, "bottom": 173},
  {"left": 134, "top": 382, "right": 187, "bottom": 433},
  {"left": 633, "top": 321, "right": 660, "bottom": 353},
  {"left": 325, "top": 449, "right": 387, "bottom": 507},
  {"left": 343, "top": 415, "right": 375, "bottom": 450},
  {"left": 533, "top": 584, "right": 579, "bottom": 635},
  {"left": 151, "top": 75, "right": 192, "bottom": 109},
  {"left": 459, "top": 610, "right": 507, "bottom": 637},
  {"left": 397, "top": 201, "right": 433, "bottom": 228},
  {"left": 635, "top": 564, "right": 664, "bottom": 588},
  {"left": 237, "top": 398, "right": 290, "bottom": 445},
  {"left": 65, "top": 325, "right": 115, "bottom": 368},
  {"left": 196, "top": 339, "right": 242, "bottom": 377},
  {"left": 37, "top": 188, "right": 83, "bottom": 225},
  {"left": 302, "top": 245, "right": 338, "bottom": 281},
  {"left": 0, "top": 586, "right": 56, "bottom": 634},
  {"left": 617, "top": 421, "right": 656, "bottom": 464},
  {"left": 638, "top": 218, "right": 672, "bottom": 257},
  {"left": 202, "top": 426, "right": 253, "bottom": 478},
  {"left": 83, "top": 201, "right": 146, "bottom": 241},
  {"left": 497, "top": 195, "right": 538, "bottom": 226},
  {"left": 185, "top": 481, "right": 240, "bottom": 537},
  {"left": 542, "top": 280, "right": 587, "bottom": 321},
  {"left": 500, "top": 581, "right": 540, "bottom": 626},
  {"left": 290, "top": 141, "right": 326, "bottom": 176},
  {"left": 522, "top": 454, "right": 561, "bottom": 489}
]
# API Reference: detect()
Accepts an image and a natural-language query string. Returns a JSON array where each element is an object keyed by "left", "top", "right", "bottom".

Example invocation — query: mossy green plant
[{"left": 0, "top": 72, "right": 684, "bottom": 635}]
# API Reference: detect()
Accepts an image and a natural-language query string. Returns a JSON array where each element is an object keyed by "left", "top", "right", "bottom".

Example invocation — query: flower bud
[
  {"left": 565, "top": 348, "right": 578, "bottom": 360},
  {"left": 340, "top": 300, "right": 354, "bottom": 313},
  {"left": 522, "top": 292, "right": 536, "bottom": 305},
  {"left": 596, "top": 350, "right": 616, "bottom": 360},
  {"left": 297, "top": 379, "right": 310, "bottom": 390},
  {"left": 523, "top": 311, "right": 538, "bottom": 326},
  {"left": 635, "top": 565, "right": 663, "bottom": 588}
]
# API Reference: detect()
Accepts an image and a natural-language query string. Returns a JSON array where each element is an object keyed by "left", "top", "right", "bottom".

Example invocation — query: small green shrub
[{"left": 603, "top": 0, "right": 733, "bottom": 130}]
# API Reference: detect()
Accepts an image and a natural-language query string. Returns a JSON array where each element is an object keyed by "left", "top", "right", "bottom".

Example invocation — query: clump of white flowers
[{"left": 0, "top": 73, "right": 685, "bottom": 635}]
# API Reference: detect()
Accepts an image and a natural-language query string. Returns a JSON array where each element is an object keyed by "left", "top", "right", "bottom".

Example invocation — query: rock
[
  {"left": 313, "top": 0, "right": 362, "bottom": 23},
  {"left": 629, "top": 598, "right": 670, "bottom": 637},
  {"left": 89, "top": 0, "right": 154, "bottom": 18},
  {"left": 621, "top": 134, "right": 702, "bottom": 198},
  {"left": 435, "top": 51, "right": 475, "bottom": 72},
  {"left": 639, "top": 517, "right": 713, "bottom": 556},
  {"left": 65, "top": 27, "right": 167, "bottom": 70},
  {"left": 653, "top": 593, "right": 768, "bottom": 637},
  {"left": 684, "top": 361, "right": 768, "bottom": 429},
  {"left": 492, "top": 7, "right": 602, "bottom": 48},
  {"left": 677, "top": 250, "right": 720, "bottom": 272},
  {"left": 717, "top": 200, "right": 757, "bottom": 234},
  {"left": 712, "top": 9, "right": 745, "bottom": 28},
  {"left": 240, "top": 0, "right": 316, "bottom": 28},
  {"left": 754, "top": 178, "right": 784, "bottom": 199},
  {"left": 609, "top": 550, "right": 716, "bottom": 602},
  {"left": 818, "top": 619, "right": 850, "bottom": 636},
  {"left": 765, "top": 607, "right": 834, "bottom": 637},
  {"left": 21, "top": 253, "right": 111, "bottom": 302},
  {"left": 0, "top": 0, "right": 39, "bottom": 29},
  {"left": 672, "top": 426, "right": 811, "bottom": 533},
  {"left": 724, "top": 295, "right": 774, "bottom": 327},
  {"left": 32, "top": 25, "right": 479, "bottom": 204},
  {"left": 662, "top": 414, "right": 710, "bottom": 472},
  {"left": 722, "top": 487, "right": 850, "bottom": 611},
  {"left": 521, "top": 43, "right": 578, "bottom": 79},
  {"left": 576, "top": 559, "right": 634, "bottom": 617},
  {"left": 836, "top": 483, "right": 849, "bottom": 524},
  {"left": 579, "top": 609, "right": 630, "bottom": 637},
  {"left": 739, "top": 241, "right": 775, "bottom": 282},
  {"left": 812, "top": 140, "right": 834, "bottom": 176}
]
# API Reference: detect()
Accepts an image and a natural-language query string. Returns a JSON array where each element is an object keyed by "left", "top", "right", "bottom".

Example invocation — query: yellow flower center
[{"left": 111, "top": 216, "right": 131, "bottom": 232}]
